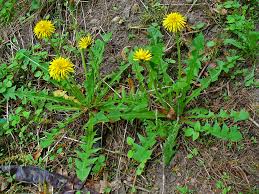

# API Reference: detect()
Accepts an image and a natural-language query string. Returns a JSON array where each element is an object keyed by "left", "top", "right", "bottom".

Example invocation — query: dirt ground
[{"left": 0, "top": 0, "right": 258, "bottom": 193}]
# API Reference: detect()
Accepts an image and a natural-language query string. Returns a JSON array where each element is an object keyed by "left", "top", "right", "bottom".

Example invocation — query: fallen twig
[{"left": 0, "top": 165, "right": 99, "bottom": 194}]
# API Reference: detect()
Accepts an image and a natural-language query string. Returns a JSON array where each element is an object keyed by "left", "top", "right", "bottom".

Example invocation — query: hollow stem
[
  {"left": 65, "top": 78, "right": 85, "bottom": 102},
  {"left": 176, "top": 33, "right": 182, "bottom": 79},
  {"left": 80, "top": 49, "right": 87, "bottom": 77}
]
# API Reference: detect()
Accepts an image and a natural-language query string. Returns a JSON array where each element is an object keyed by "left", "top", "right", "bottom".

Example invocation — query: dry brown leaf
[
  {"left": 128, "top": 78, "right": 135, "bottom": 93},
  {"left": 0, "top": 176, "right": 9, "bottom": 192},
  {"left": 159, "top": 108, "right": 168, "bottom": 115},
  {"left": 121, "top": 46, "right": 131, "bottom": 61},
  {"left": 53, "top": 90, "right": 79, "bottom": 103},
  {"left": 33, "top": 148, "right": 43, "bottom": 160},
  {"left": 167, "top": 108, "right": 176, "bottom": 120}
]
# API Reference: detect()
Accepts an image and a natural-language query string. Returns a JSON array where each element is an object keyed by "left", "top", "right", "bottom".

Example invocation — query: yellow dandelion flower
[
  {"left": 78, "top": 34, "right": 92, "bottom": 49},
  {"left": 163, "top": 12, "right": 186, "bottom": 33},
  {"left": 34, "top": 20, "right": 55, "bottom": 39},
  {"left": 133, "top": 48, "right": 152, "bottom": 62},
  {"left": 49, "top": 57, "right": 74, "bottom": 81}
]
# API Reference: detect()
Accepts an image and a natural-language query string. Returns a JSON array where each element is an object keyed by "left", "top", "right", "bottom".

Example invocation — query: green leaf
[
  {"left": 184, "top": 124, "right": 200, "bottom": 141},
  {"left": 185, "top": 33, "right": 204, "bottom": 86},
  {"left": 244, "top": 66, "right": 255, "bottom": 87},
  {"left": 121, "top": 111, "right": 159, "bottom": 120},
  {"left": 192, "top": 22, "right": 206, "bottom": 30},
  {"left": 192, "top": 131, "right": 199, "bottom": 141},
  {"left": 40, "top": 128, "right": 60, "bottom": 148},
  {"left": 75, "top": 156, "right": 97, "bottom": 181},
  {"left": 15, "top": 89, "right": 81, "bottom": 108},
  {"left": 223, "top": 0, "right": 240, "bottom": 9},
  {"left": 163, "top": 123, "right": 180, "bottom": 165},
  {"left": 85, "top": 72, "right": 95, "bottom": 104},
  {"left": 203, "top": 121, "right": 243, "bottom": 142},
  {"left": 127, "top": 150, "right": 134, "bottom": 158},
  {"left": 247, "top": 31, "right": 259, "bottom": 52},
  {"left": 127, "top": 137, "right": 134, "bottom": 145},
  {"left": 206, "top": 41, "right": 216, "bottom": 47},
  {"left": 184, "top": 128, "right": 194, "bottom": 137},
  {"left": 0, "top": 118, "right": 7, "bottom": 124},
  {"left": 147, "top": 23, "right": 163, "bottom": 44},
  {"left": 193, "top": 121, "right": 201, "bottom": 131},
  {"left": 136, "top": 163, "right": 145, "bottom": 175},
  {"left": 230, "top": 110, "right": 249, "bottom": 122},
  {"left": 75, "top": 117, "right": 102, "bottom": 181},
  {"left": 90, "top": 39, "right": 105, "bottom": 72},
  {"left": 127, "top": 125, "right": 158, "bottom": 174},
  {"left": 91, "top": 155, "right": 106, "bottom": 174},
  {"left": 101, "top": 32, "right": 112, "bottom": 42},
  {"left": 22, "top": 111, "right": 31, "bottom": 119},
  {"left": 218, "top": 109, "right": 229, "bottom": 119},
  {"left": 46, "top": 104, "right": 81, "bottom": 111},
  {"left": 34, "top": 71, "right": 42, "bottom": 77},
  {"left": 224, "top": 38, "right": 244, "bottom": 49},
  {"left": 3, "top": 86, "right": 16, "bottom": 100},
  {"left": 30, "top": 0, "right": 41, "bottom": 12},
  {"left": 228, "top": 126, "right": 242, "bottom": 141},
  {"left": 186, "top": 56, "right": 240, "bottom": 104}
]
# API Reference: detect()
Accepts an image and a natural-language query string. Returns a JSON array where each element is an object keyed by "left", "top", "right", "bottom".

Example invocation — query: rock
[
  {"left": 186, "top": 0, "right": 193, "bottom": 3},
  {"left": 131, "top": 3, "right": 140, "bottom": 14},
  {"left": 220, "top": 8, "right": 228, "bottom": 15},
  {"left": 89, "top": 18, "right": 99, "bottom": 25},
  {"left": 111, "top": 16, "right": 125, "bottom": 25},
  {"left": 187, "top": 14, "right": 196, "bottom": 25},
  {"left": 122, "top": 4, "right": 131, "bottom": 18},
  {"left": 210, "top": 25, "right": 219, "bottom": 33},
  {"left": 111, "top": 16, "right": 121, "bottom": 23}
]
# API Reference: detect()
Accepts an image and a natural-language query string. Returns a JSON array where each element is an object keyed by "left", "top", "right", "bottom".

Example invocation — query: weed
[
  {"left": 1, "top": 21, "right": 249, "bottom": 184},
  {"left": 187, "top": 148, "right": 199, "bottom": 159},
  {"left": 0, "top": 0, "right": 16, "bottom": 24},
  {"left": 217, "top": 0, "right": 258, "bottom": 87},
  {"left": 176, "top": 185, "right": 193, "bottom": 194},
  {"left": 141, "top": 0, "right": 166, "bottom": 24},
  {"left": 0, "top": 3, "right": 255, "bottom": 192},
  {"left": 216, "top": 180, "right": 231, "bottom": 194}
]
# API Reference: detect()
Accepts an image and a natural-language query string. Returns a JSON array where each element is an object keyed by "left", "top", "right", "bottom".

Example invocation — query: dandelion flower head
[
  {"left": 49, "top": 57, "right": 74, "bottom": 81},
  {"left": 78, "top": 34, "right": 92, "bottom": 49},
  {"left": 133, "top": 48, "right": 152, "bottom": 62},
  {"left": 34, "top": 20, "right": 55, "bottom": 39},
  {"left": 163, "top": 12, "right": 186, "bottom": 33}
]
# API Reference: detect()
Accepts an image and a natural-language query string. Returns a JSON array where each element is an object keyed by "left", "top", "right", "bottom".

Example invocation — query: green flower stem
[
  {"left": 80, "top": 49, "right": 87, "bottom": 77},
  {"left": 48, "top": 37, "right": 60, "bottom": 56},
  {"left": 65, "top": 78, "right": 85, "bottom": 102},
  {"left": 175, "top": 32, "right": 183, "bottom": 116},
  {"left": 65, "top": 78, "right": 76, "bottom": 94},
  {"left": 176, "top": 33, "right": 182, "bottom": 79},
  {"left": 70, "top": 78, "right": 86, "bottom": 100}
]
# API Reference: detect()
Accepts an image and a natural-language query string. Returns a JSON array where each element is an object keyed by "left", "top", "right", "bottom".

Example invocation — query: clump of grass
[{"left": 141, "top": 0, "right": 167, "bottom": 24}]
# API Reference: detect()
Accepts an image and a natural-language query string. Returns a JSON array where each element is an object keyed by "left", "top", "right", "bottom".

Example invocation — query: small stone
[
  {"left": 131, "top": 3, "right": 140, "bottom": 14},
  {"left": 186, "top": 0, "right": 193, "bottom": 3},
  {"left": 123, "top": 4, "right": 131, "bottom": 18},
  {"left": 111, "top": 16, "right": 121, "bottom": 23},
  {"left": 187, "top": 14, "right": 196, "bottom": 25},
  {"left": 220, "top": 8, "right": 228, "bottom": 15},
  {"left": 118, "top": 18, "right": 125, "bottom": 25},
  {"left": 211, "top": 146, "right": 218, "bottom": 151},
  {"left": 210, "top": 25, "right": 219, "bottom": 33},
  {"left": 89, "top": 18, "right": 98, "bottom": 25}
]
